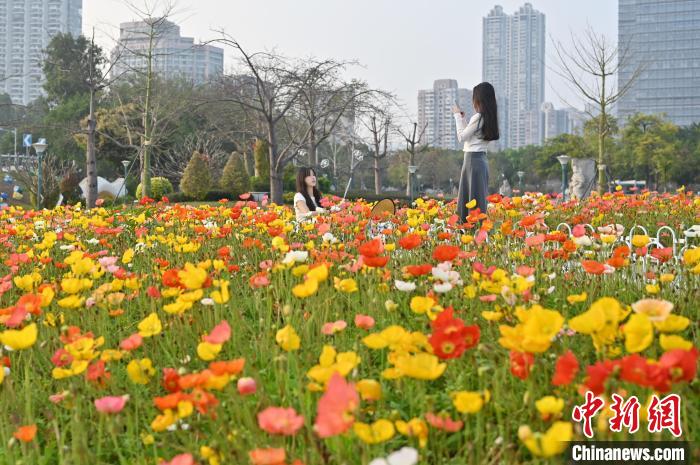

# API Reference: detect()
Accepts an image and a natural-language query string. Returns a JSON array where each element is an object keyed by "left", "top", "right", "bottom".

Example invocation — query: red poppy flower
[
  {"left": 583, "top": 360, "right": 615, "bottom": 395},
  {"left": 432, "top": 244, "right": 459, "bottom": 262},
  {"left": 162, "top": 269, "right": 182, "bottom": 288},
  {"left": 581, "top": 260, "right": 606, "bottom": 275},
  {"left": 650, "top": 247, "right": 673, "bottom": 263},
  {"left": 398, "top": 234, "right": 422, "bottom": 250},
  {"left": 358, "top": 238, "right": 383, "bottom": 257},
  {"left": 404, "top": 264, "right": 432, "bottom": 277},
  {"left": 509, "top": 351, "right": 534, "bottom": 380},
  {"left": 551, "top": 350, "right": 579, "bottom": 386},
  {"left": 362, "top": 255, "right": 389, "bottom": 268}
]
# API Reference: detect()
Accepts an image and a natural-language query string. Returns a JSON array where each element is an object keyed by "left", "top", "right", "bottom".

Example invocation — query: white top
[
  {"left": 454, "top": 112, "right": 490, "bottom": 153},
  {"left": 294, "top": 192, "right": 325, "bottom": 221}
]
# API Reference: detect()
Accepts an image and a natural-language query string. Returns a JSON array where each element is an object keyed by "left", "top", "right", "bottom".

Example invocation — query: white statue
[{"left": 79, "top": 177, "right": 128, "bottom": 200}]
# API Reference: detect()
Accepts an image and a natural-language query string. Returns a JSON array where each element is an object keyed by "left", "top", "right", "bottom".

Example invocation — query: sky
[{"left": 83, "top": 0, "right": 618, "bottom": 120}]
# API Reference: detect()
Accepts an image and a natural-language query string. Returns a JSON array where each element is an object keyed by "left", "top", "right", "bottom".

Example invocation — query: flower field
[{"left": 0, "top": 191, "right": 699, "bottom": 465}]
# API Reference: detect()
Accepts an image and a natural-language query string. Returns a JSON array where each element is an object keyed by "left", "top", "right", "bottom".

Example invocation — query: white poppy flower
[
  {"left": 368, "top": 447, "right": 419, "bottom": 465},
  {"left": 433, "top": 282, "right": 453, "bottom": 293},
  {"left": 573, "top": 235, "right": 592, "bottom": 247},
  {"left": 394, "top": 280, "right": 416, "bottom": 292},
  {"left": 282, "top": 250, "right": 308, "bottom": 265},
  {"left": 200, "top": 298, "right": 215, "bottom": 306}
]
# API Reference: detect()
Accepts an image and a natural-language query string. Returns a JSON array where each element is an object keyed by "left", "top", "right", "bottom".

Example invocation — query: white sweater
[{"left": 454, "top": 112, "right": 490, "bottom": 152}]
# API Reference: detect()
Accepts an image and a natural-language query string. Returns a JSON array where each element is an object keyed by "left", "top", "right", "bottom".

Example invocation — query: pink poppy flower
[
  {"left": 257, "top": 407, "right": 305, "bottom": 436},
  {"left": 119, "top": 333, "right": 143, "bottom": 351},
  {"left": 237, "top": 377, "right": 257, "bottom": 395},
  {"left": 94, "top": 395, "right": 129, "bottom": 414},
  {"left": 354, "top": 314, "right": 375, "bottom": 330},
  {"left": 321, "top": 320, "right": 347, "bottom": 336},
  {"left": 203, "top": 320, "right": 231, "bottom": 344},
  {"left": 314, "top": 373, "right": 359, "bottom": 438},
  {"left": 160, "top": 453, "right": 194, "bottom": 465}
]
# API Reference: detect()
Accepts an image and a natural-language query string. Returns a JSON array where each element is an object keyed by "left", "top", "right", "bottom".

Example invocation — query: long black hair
[
  {"left": 473, "top": 82, "right": 499, "bottom": 141},
  {"left": 295, "top": 167, "right": 322, "bottom": 211}
]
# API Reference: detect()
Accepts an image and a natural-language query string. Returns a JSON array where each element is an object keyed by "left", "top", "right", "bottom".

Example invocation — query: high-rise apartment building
[
  {"left": 111, "top": 19, "right": 223, "bottom": 84},
  {"left": 483, "top": 3, "right": 545, "bottom": 149},
  {"left": 618, "top": 0, "right": 700, "bottom": 126},
  {"left": 417, "top": 79, "right": 473, "bottom": 150},
  {"left": 542, "top": 102, "right": 587, "bottom": 140},
  {"left": 0, "top": 0, "right": 82, "bottom": 105}
]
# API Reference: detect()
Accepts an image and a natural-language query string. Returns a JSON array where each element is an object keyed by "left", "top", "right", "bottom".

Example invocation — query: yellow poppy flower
[
  {"left": 395, "top": 418, "right": 429, "bottom": 448},
  {"left": 197, "top": 342, "right": 223, "bottom": 361},
  {"left": 334, "top": 277, "right": 358, "bottom": 293},
  {"left": 356, "top": 379, "right": 382, "bottom": 401},
  {"left": 275, "top": 325, "right": 300, "bottom": 352},
  {"left": 654, "top": 314, "right": 690, "bottom": 333},
  {"left": 410, "top": 296, "right": 436, "bottom": 314},
  {"left": 535, "top": 396, "right": 564, "bottom": 420},
  {"left": 392, "top": 353, "right": 446, "bottom": 380},
  {"left": 292, "top": 277, "right": 318, "bottom": 298},
  {"left": 127, "top": 358, "right": 155, "bottom": 384},
  {"left": 452, "top": 390, "right": 490, "bottom": 414},
  {"left": 566, "top": 292, "right": 587, "bottom": 304},
  {"left": 0, "top": 323, "right": 38, "bottom": 350},
  {"left": 305, "top": 264, "right": 329, "bottom": 283},
  {"left": 659, "top": 334, "right": 692, "bottom": 351},
  {"left": 353, "top": 419, "right": 395, "bottom": 444},
  {"left": 519, "top": 422, "right": 573, "bottom": 457},
  {"left": 623, "top": 313, "right": 654, "bottom": 353},
  {"left": 137, "top": 312, "right": 162, "bottom": 337},
  {"left": 57, "top": 295, "right": 85, "bottom": 309}
]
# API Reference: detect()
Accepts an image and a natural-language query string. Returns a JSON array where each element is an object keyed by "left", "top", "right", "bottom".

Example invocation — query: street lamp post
[
  {"left": 517, "top": 171, "right": 525, "bottom": 193},
  {"left": 116, "top": 159, "right": 130, "bottom": 200},
  {"left": 556, "top": 155, "right": 571, "bottom": 201},
  {"left": 408, "top": 165, "right": 418, "bottom": 205},
  {"left": 32, "top": 138, "right": 48, "bottom": 209}
]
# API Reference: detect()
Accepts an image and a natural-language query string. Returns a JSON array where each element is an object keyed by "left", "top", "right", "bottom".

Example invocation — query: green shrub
[
  {"left": 220, "top": 152, "right": 251, "bottom": 196},
  {"left": 253, "top": 139, "right": 269, "bottom": 181},
  {"left": 250, "top": 176, "right": 269, "bottom": 192},
  {"left": 179, "top": 151, "right": 211, "bottom": 201},
  {"left": 136, "top": 177, "right": 173, "bottom": 200}
]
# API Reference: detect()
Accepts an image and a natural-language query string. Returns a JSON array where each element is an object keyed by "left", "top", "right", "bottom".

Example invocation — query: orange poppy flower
[
  {"left": 13, "top": 424, "right": 37, "bottom": 442},
  {"left": 208, "top": 358, "right": 245, "bottom": 376},
  {"left": 581, "top": 260, "right": 606, "bottom": 275},
  {"left": 249, "top": 448, "right": 286, "bottom": 465}
]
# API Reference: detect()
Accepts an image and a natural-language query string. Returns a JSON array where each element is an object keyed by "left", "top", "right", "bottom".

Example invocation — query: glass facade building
[
  {"left": 483, "top": 3, "right": 545, "bottom": 149},
  {"left": 618, "top": 0, "right": 700, "bottom": 126}
]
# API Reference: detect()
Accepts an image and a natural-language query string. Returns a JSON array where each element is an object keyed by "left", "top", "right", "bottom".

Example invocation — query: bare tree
[
  {"left": 153, "top": 132, "right": 228, "bottom": 184},
  {"left": 112, "top": 0, "right": 180, "bottom": 198},
  {"left": 551, "top": 27, "right": 644, "bottom": 193},
  {"left": 359, "top": 102, "right": 392, "bottom": 195},
  {"left": 293, "top": 61, "right": 373, "bottom": 167},
  {"left": 397, "top": 121, "right": 428, "bottom": 197},
  {"left": 210, "top": 33, "right": 364, "bottom": 204}
]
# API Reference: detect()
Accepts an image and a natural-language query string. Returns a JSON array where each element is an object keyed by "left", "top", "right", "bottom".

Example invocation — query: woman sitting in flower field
[{"left": 294, "top": 167, "right": 327, "bottom": 222}]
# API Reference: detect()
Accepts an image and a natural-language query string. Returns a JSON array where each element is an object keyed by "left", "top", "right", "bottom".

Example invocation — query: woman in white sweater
[
  {"left": 294, "top": 167, "right": 327, "bottom": 222},
  {"left": 452, "top": 82, "right": 500, "bottom": 223}
]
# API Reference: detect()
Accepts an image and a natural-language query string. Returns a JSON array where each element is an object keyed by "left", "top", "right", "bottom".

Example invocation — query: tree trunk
[
  {"left": 244, "top": 150, "right": 254, "bottom": 177},
  {"left": 406, "top": 150, "right": 415, "bottom": 197},
  {"left": 140, "top": 30, "right": 155, "bottom": 198},
  {"left": 86, "top": 88, "right": 98, "bottom": 208},
  {"left": 267, "top": 125, "right": 284, "bottom": 205},
  {"left": 374, "top": 155, "right": 381, "bottom": 195},
  {"left": 309, "top": 129, "right": 317, "bottom": 167}
]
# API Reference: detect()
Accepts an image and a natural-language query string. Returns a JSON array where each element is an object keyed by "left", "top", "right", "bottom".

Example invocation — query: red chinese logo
[
  {"left": 572, "top": 392, "right": 682, "bottom": 438},
  {"left": 572, "top": 391, "right": 605, "bottom": 438},
  {"left": 648, "top": 394, "right": 682, "bottom": 437}
]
